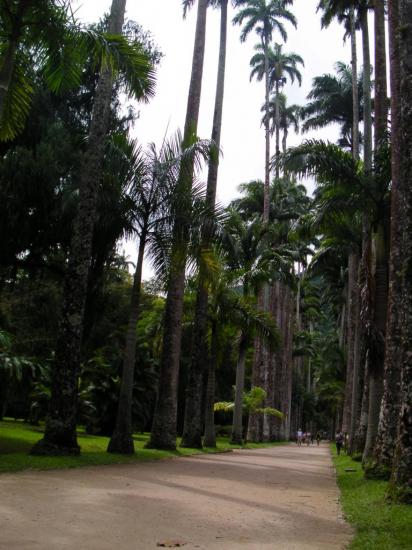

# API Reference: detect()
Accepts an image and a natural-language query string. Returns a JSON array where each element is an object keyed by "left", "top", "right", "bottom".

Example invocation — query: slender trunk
[
  {"left": 350, "top": 7, "right": 359, "bottom": 160},
  {"left": 231, "top": 332, "right": 248, "bottom": 445},
  {"left": 373, "top": 0, "right": 388, "bottom": 145},
  {"left": 360, "top": 8, "right": 372, "bottom": 174},
  {"left": 181, "top": 0, "right": 227, "bottom": 449},
  {"left": 203, "top": 320, "right": 218, "bottom": 447},
  {"left": 389, "top": 0, "right": 412, "bottom": 503},
  {"left": 149, "top": 0, "right": 208, "bottom": 450},
  {"left": 264, "top": 37, "right": 271, "bottom": 220},
  {"left": 108, "top": 230, "right": 147, "bottom": 454},
  {"left": 363, "top": 1, "right": 389, "bottom": 465},
  {"left": 342, "top": 252, "right": 359, "bottom": 434},
  {"left": 31, "top": 0, "right": 127, "bottom": 456},
  {"left": 246, "top": 292, "right": 264, "bottom": 442},
  {"left": 275, "top": 80, "right": 280, "bottom": 178},
  {"left": 371, "top": 0, "right": 402, "bottom": 479},
  {"left": 349, "top": 276, "right": 361, "bottom": 452},
  {"left": 282, "top": 127, "right": 287, "bottom": 154}
]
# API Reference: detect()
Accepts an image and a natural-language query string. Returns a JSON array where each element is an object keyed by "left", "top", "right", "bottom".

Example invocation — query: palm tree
[
  {"left": 388, "top": 0, "right": 412, "bottom": 503},
  {"left": 107, "top": 133, "right": 215, "bottom": 454},
  {"left": 300, "top": 62, "right": 363, "bottom": 150},
  {"left": 31, "top": 0, "right": 155, "bottom": 456},
  {"left": 371, "top": 0, "right": 402, "bottom": 481},
  {"left": 222, "top": 212, "right": 279, "bottom": 443},
  {"left": 251, "top": 42, "right": 303, "bottom": 175},
  {"left": 233, "top": 0, "right": 297, "bottom": 224},
  {"left": 0, "top": 0, "right": 149, "bottom": 141},
  {"left": 262, "top": 92, "right": 300, "bottom": 152},
  {"left": 181, "top": 0, "right": 229, "bottom": 449},
  {"left": 148, "top": 0, "right": 209, "bottom": 451}
]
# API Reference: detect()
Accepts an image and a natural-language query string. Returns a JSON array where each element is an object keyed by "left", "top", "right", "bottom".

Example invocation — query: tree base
[
  {"left": 107, "top": 434, "right": 135, "bottom": 455},
  {"left": 386, "top": 482, "right": 412, "bottom": 504},
  {"left": 364, "top": 461, "right": 391, "bottom": 480},
  {"left": 30, "top": 438, "right": 80, "bottom": 456},
  {"left": 230, "top": 436, "right": 243, "bottom": 446},
  {"left": 180, "top": 436, "right": 203, "bottom": 449},
  {"left": 145, "top": 439, "right": 176, "bottom": 451},
  {"left": 203, "top": 438, "right": 216, "bottom": 448}
]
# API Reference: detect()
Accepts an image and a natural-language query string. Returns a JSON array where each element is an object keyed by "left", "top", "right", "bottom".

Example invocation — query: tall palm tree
[
  {"left": 148, "top": 0, "right": 209, "bottom": 451},
  {"left": 233, "top": 0, "right": 296, "bottom": 223},
  {"left": 251, "top": 42, "right": 303, "bottom": 175},
  {"left": 389, "top": 0, "right": 412, "bottom": 503},
  {"left": 31, "top": 0, "right": 155, "bottom": 456},
  {"left": 181, "top": 0, "right": 229, "bottom": 449},
  {"left": 262, "top": 91, "right": 300, "bottom": 152},
  {"left": 371, "top": 0, "right": 403, "bottom": 481},
  {"left": 300, "top": 62, "right": 363, "bottom": 149}
]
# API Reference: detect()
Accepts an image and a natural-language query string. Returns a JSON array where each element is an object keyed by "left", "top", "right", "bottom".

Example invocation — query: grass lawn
[
  {"left": 0, "top": 419, "right": 284, "bottom": 474},
  {"left": 332, "top": 447, "right": 412, "bottom": 550}
]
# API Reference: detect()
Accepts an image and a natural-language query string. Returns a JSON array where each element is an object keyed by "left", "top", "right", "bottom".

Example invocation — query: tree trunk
[
  {"left": 370, "top": 0, "right": 403, "bottom": 480},
  {"left": 31, "top": 0, "right": 127, "bottom": 456},
  {"left": 275, "top": 80, "right": 280, "bottom": 178},
  {"left": 342, "top": 252, "right": 359, "bottom": 434},
  {"left": 264, "top": 36, "right": 271, "bottom": 220},
  {"left": 181, "top": 0, "right": 227, "bottom": 449},
  {"left": 203, "top": 320, "right": 218, "bottom": 447},
  {"left": 389, "top": 0, "right": 412, "bottom": 504},
  {"left": 108, "top": 230, "right": 147, "bottom": 454},
  {"left": 350, "top": 6, "right": 359, "bottom": 160},
  {"left": 282, "top": 127, "right": 288, "bottom": 154},
  {"left": 149, "top": 0, "right": 208, "bottom": 450},
  {"left": 231, "top": 332, "right": 248, "bottom": 445},
  {"left": 363, "top": 1, "right": 389, "bottom": 465}
]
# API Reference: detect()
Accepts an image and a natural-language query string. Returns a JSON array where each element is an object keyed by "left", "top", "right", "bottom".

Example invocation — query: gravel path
[{"left": 0, "top": 443, "right": 352, "bottom": 549}]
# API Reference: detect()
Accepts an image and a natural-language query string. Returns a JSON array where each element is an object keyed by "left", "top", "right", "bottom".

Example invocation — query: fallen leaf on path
[{"left": 156, "top": 540, "right": 187, "bottom": 547}]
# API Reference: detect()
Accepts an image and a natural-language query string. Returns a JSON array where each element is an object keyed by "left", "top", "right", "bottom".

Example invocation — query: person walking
[
  {"left": 297, "top": 428, "right": 303, "bottom": 446},
  {"left": 335, "top": 431, "right": 344, "bottom": 456},
  {"left": 316, "top": 431, "right": 321, "bottom": 446}
]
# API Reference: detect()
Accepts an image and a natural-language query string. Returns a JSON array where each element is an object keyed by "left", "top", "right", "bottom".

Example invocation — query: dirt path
[{"left": 0, "top": 443, "right": 352, "bottom": 549}]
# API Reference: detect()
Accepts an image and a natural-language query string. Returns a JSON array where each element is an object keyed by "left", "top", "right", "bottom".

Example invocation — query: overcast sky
[{"left": 73, "top": 0, "right": 370, "bottom": 275}]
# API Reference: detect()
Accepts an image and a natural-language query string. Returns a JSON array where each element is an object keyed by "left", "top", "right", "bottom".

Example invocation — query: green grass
[
  {"left": 332, "top": 447, "right": 412, "bottom": 550},
  {"left": 0, "top": 420, "right": 284, "bottom": 474}
]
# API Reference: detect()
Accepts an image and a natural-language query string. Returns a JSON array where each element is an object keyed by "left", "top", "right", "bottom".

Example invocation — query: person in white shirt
[{"left": 297, "top": 429, "right": 303, "bottom": 446}]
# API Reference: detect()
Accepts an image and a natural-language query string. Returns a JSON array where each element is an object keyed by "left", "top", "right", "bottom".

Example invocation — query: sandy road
[{"left": 0, "top": 443, "right": 352, "bottom": 550}]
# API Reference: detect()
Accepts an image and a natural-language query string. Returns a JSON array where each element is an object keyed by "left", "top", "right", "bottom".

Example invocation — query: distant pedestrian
[
  {"left": 310, "top": 433, "right": 315, "bottom": 445},
  {"left": 297, "top": 429, "right": 303, "bottom": 446},
  {"left": 316, "top": 431, "right": 321, "bottom": 446},
  {"left": 335, "top": 431, "right": 344, "bottom": 456}
]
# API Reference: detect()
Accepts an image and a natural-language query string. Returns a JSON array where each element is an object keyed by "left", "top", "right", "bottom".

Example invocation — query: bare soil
[{"left": 0, "top": 443, "right": 352, "bottom": 549}]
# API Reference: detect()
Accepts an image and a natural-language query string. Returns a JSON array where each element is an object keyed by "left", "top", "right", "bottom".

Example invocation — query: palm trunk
[
  {"left": 282, "top": 127, "right": 288, "bottom": 153},
  {"left": 389, "top": 0, "right": 412, "bottom": 503},
  {"left": 108, "top": 229, "right": 147, "bottom": 454},
  {"left": 363, "top": 1, "right": 389, "bottom": 466},
  {"left": 342, "top": 252, "right": 359, "bottom": 434},
  {"left": 350, "top": 6, "right": 359, "bottom": 160},
  {"left": 349, "top": 5, "right": 373, "bottom": 459},
  {"left": 149, "top": 0, "right": 208, "bottom": 450},
  {"left": 181, "top": 0, "right": 227, "bottom": 449},
  {"left": 371, "top": 0, "right": 402, "bottom": 480},
  {"left": 231, "top": 332, "right": 248, "bottom": 445},
  {"left": 264, "top": 37, "right": 271, "bottom": 221},
  {"left": 203, "top": 320, "right": 218, "bottom": 447},
  {"left": 31, "top": 0, "right": 127, "bottom": 456},
  {"left": 275, "top": 80, "right": 280, "bottom": 178}
]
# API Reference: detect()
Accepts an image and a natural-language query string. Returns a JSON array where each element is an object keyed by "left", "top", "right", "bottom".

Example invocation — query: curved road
[{"left": 0, "top": 443, "right": 352, "bottom": 549}]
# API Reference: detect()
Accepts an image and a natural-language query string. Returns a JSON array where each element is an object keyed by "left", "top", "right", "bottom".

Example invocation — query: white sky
[{"left": 73, "top": 0, "right": 371, "bottom": 276}]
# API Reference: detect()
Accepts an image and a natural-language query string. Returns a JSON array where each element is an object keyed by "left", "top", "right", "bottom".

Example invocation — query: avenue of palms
[{"left": 1, "top": 5, "right": 412, "bottom": 549}]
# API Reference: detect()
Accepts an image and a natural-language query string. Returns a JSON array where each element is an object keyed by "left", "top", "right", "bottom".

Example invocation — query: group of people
[{"left": 296, "top": 429, "right": 321, "bottom": 446}]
